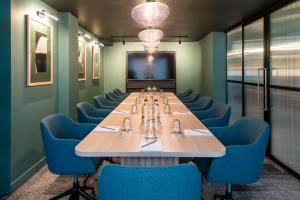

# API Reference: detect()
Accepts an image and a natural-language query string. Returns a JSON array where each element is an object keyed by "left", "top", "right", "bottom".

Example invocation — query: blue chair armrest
[
  {"left": 207, "top": 144, "right": 264, "bottom": 184},
  {"left": 46, "top": 138, "right": 96, "bottom": 175},
  {"left": 70, "top": 122, "right": 97, "bottom": 140},
  {"left": 209, "top": 126, "right": 237, "bottom": 146},
  {"left": 203, "top": 117, "right": 229, "bottom": 128}
]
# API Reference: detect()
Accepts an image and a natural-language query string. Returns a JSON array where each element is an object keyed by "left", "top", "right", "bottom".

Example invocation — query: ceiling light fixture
[
  {"left": 138, "top": 29, "right": 163, "bottom": 43},
  {"left": 145, "top": 46, "right": 159, "bottom": 53},
  {"left": 143, "top": 41, "right": 160, "bottom": 48},
  {"left": 37, "top": 10, "right": 59, "bottom": 21},
  {"left": 95, "top": 42, "right": 105, "bottom": 47},
  {"left": 131, "top": 1, "right": 169, "bottom": 27}
]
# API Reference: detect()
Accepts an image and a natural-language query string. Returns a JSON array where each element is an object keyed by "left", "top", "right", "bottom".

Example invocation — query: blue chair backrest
[
  {"left": 94, "top": 95, "right": 119, "bottom": 106},
  {"left": 206, "top": 103, "right": 231, "bottom": 119},
  {"left": 98, "top": 163, "right": 201, "bottom": 200},
  {"left": 77, "top": 102, "right": 99, "bottom": 118}
]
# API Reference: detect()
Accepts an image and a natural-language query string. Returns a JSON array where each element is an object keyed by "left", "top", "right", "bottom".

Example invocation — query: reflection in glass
[
  {"left": 227, "top": 27, "right": 243, "bottom": 81},
  {"left": 270, "top": 0, "right": 300, "bottom": 87},
  {"left": 244, "top": 18, "right": 264, "bottom": 83},
  {"left": 271, "top": 88, "right": 300, "bottom": 173},
  {"left": 244, "top": 85, "right": 264, "bottom": 119},
  {"left": 227, "top": 82, "right": 242, "bottom": 124}
]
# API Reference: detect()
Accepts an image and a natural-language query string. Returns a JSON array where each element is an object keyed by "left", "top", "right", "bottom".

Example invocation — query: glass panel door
[
  {"left": 270, "top": 0, "right": 300, "bottom": 174},
  {"left": 244, "top": 18, "right": 265, "bottom": 118}
]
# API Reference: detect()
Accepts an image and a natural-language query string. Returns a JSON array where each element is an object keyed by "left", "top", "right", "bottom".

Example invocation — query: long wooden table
[{"left": 75, "top": 92, "right": 226, "bottom": 166}]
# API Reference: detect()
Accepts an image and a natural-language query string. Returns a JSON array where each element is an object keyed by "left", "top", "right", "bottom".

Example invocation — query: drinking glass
[
  {"left": 121, "top": 117, "right": 132, "bottom": 132},
  {"left": 164, "top": 103, "right": 171, "bottom": 114},
  {"left": 146, "top": 119, "right": 157, "bottom": 139},
  {"left": 163, "top": 96, "right": 168, "bottom": 105},
  {"left": 131, "top": 103, "right": 138, "bottom": 114},
  {"left": 172, "top": 119, "right": 182, "bottom": 134},
  {"left": 142, "top": 104, "right": 148, "bottom": 121},
  {"left": 154, "top": 103, "right": 161, "bottom": 123}
]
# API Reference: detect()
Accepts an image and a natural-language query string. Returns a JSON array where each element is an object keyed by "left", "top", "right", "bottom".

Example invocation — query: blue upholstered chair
[
  {"left": 193, "top": 103, "right": 231, "bottom": 127},
  {"left": 187, "top": 96, "right": 213, "bottom": 111},
  {"left": 76, "top": 102, "right": 111, "bottom": 124},
  {"left": 105, "top": 93, "right": 123, "bottom": 103},
  {"left": 114, "top": 89, "right": 129, "bottom": 96},
  {"left": 197, "top": 117, "right": 270, "bottom": 200},
  {"left": 113, "top": 89, "right": 129, "bottom": 98},
  {"left": 177, "top": 89, "right": 193, "bottom": 98},
  {"left": 93, "top": 97, "right": 115, "bottom": 110},
  {"left": 94, "top": 95, "right": 119, "bottom": 107},
  {"left": 180, "top": 93, "right": 201, "bottom": 103},
  {"left": 40, "top": 114, "right": 99, "bottom": 200},
  {"left": 98, "top": 163, "right": 202, "bottom": 200},
  {"left": 109, "top": 92, "right": 126, "bottom": 100}
]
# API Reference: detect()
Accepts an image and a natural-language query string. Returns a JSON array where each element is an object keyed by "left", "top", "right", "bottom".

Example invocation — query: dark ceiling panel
[{"left": 42, "top": 0, "right": 282, "bottom": 43}]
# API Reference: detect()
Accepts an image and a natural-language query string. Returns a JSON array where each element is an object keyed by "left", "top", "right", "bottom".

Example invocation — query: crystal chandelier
[
  {"left": 131, "top": 1, "right": 169, "bottom": 27},
  {"left": 143, "top": 41, "right": 160, "bottom": 48},
  {"left": 138, "top": 29, "right": 164, "bottom": 43},
  {"left": 145, "top": 46, "right": 159, "bottom": 53}
]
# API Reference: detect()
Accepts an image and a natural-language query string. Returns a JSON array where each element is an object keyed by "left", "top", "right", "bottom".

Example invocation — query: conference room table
[{"left": 75, "top": 92, "right": 226, "bottom": 166}]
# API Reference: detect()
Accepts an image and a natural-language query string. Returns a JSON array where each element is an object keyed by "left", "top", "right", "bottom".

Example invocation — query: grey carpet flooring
[{"left": 1, "top": 158, "right": 299, "bottom": 200}]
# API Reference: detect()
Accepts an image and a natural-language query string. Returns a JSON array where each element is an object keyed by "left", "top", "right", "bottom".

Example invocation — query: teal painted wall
[
  {"left": 200, "top": 32, "right": 226, "bottom": 103},
  {"left": 0, "top": 0, "right": 12, "bottom": 194},
  {"left": 103, "top": 42, "right": 202, "bottom": 93},
  {"left": 10, "top": 0, "right": 59, "bottom": 191},
  {"left": 78, "top": 27, "right": 104, "bottom": 104},
  {"left": 0, "top": 0, "right": 104, "bottom": 194}
]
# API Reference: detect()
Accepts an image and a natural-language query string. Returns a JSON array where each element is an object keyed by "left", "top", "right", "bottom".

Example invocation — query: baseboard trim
[
  {"left": 0, "top": 183, "right": 10, "bottom": 195},
  {"left": 9, "top": 157, "right": 46, "bottom": 192},
  {"left": 268, "top": 155, "right": 300, "bottom": 180}
]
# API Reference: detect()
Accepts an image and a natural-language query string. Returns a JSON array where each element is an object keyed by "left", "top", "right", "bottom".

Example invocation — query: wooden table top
[{"left": 75, "top": 92, "right": 226, "bottom": 158}]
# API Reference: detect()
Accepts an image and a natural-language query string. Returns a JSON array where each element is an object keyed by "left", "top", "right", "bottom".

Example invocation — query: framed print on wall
[
  {"left": 78, "top": 38, "right": 86, "bottom": 81},
  {"left": 27, "top": 15, "right": 53, "bottom": 86},
  {"left": 92, "top": 45, "right": 101, "bottom": 79}
]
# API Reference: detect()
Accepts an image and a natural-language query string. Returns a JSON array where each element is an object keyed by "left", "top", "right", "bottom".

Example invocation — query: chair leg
[
  {"left": 50, "top": 175, "right": 95, "bottom": 200},
  {"left": 213, "top": 183, "right": 234, "bottom": 200},
  {"left": 50, "top": 189, "right": 72, "bottom": 200}
]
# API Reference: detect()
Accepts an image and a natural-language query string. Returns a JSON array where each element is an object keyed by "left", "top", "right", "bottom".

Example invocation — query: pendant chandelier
[
  {"left": 145, "top": 46, "right": 159, "bottom": 53},
  {"left": 131, "top": 1, "right": 169, "bottom": 27},
  {"left": 138, "top": 29, "right": 164, "bottom": 43},
  {"left": 143, "top": 41, "right": 160, "bottom": 48}
]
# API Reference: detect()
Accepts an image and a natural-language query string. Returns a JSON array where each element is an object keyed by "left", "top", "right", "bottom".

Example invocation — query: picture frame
[
  {"left": 78, "top": 38, "right": 87, "bottom": 81},
  {"left": 27, "top": 15, "right": 53, "bottom": 86},
  {"left": 92, "top": 45, "right": 101, "bottom": 79}
]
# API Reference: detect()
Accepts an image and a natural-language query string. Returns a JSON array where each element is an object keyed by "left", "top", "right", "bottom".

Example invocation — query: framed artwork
[
  {"left": 27, "top": 15, "right": 53, "bottom": 86},
  {"left": 78, "top": 38, "right": 86, "bottom": 80},
  {"left": 92, "top": 45, "right": 101, "bottom": 79}
]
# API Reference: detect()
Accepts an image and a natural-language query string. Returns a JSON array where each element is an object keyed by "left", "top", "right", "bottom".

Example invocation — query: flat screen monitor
[{"left": 127, "top": 52, "right": 175, "bottom": 80}]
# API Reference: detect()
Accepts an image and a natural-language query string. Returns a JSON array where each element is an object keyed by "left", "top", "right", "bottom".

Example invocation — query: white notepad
[
  {"left": 172, "top": 111, "right": 192, "bottom": 115},
  {"left": 121, "top": 102, "right": 133, "bottom": 105},
  {"left": 140, "top": 139, "right": 163, "bottom": 152},
  {"left": 93, "top": 126, "right": 120, "bottom": 133},
  {"left": 112, "top": 110, "right": 130, "bottom": 114},
  {"left": 184, "top": 129, "right": 213, "bottom": 136}
]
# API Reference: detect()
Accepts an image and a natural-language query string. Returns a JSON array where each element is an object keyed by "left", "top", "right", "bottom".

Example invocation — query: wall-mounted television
[{"left": 127, "top": 52, "right": 175, "bottom": 80}]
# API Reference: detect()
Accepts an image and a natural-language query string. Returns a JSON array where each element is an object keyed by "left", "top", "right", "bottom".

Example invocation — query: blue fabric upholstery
[
  {"left": 98, "top": 162, "right": 201, "bottom": 200},
  {"left": 180, "top": 93, "right": 201, "bottom": 103},
  {"left": 197, "top": 117, "right": 270, "bottom": 185},
  {"left": 193, "top": 103, "right": 231, "bottom": 127},
  {"left": 105, "top": 93, "right": 123, "bottom": 103},
  {"left": 94, "top": 95, "right": 119, "bottom": 107},
  {"left": 114, "top": 89, "right": 129, "bottom": 96},
  {"left": 76, "top": 102, "right": 111, "bottom": 124},
  {"left": 113, "top": 89, "right": 129, "bottom": 98},
  {"left": 40, "top": 114, "right": 97, "bottom": 175},
  {"left": 109, "top": 92, "right": 126, "bottom": 100},
  {"left": 187, "top": 96, "right": 213, "bottom": 111},
  {"left": 177, "top": 89, "right": 193, "bottom": 98}
]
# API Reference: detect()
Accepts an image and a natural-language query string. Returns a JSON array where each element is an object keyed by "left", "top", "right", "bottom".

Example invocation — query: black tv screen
[{"left": 127, "top": 52, "right": 175, "bottom": 80}]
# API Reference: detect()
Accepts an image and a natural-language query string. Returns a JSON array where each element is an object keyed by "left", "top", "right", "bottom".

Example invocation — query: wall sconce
[
  {"left": 84, "top": 34, "right": 91, "bottom": 40},
  {"left": 179, "top": 36, "right": 182, "bottom": 44},
  {"left": 37, "top": 10, "right": 59, "bottom": 21},
  {"left": 95, "top": 42, "right": 105, "bottom": 47}
]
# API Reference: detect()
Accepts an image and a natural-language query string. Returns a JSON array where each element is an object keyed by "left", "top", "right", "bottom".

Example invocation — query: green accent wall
[
  {"left": 0, "top": 0, "right": 105, "bottom": 194},
  {"left": 10, "top": 0, "right": 59, "bottom": 191},
  {"left": 200, "top": 32, "right": 226, "bottom": 103},
  {"left": 103, "top": 42, "right": 202, "bottom": 93},
  {"left": 78, "top": 27, "right": 104, "bottom": 105},
  {"left": 0, "top": 0, "right": 12, "bottom": 194}
]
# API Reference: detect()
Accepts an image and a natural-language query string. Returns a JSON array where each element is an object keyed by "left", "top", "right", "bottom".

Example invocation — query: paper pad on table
[
  {"left": 172, "top": 111, "right": 192, "bottom": 115},
  {"left": 93, "top": 126, "right": 120, "bottom": 133},
  {"left": 184, "top": 129, "right": 213, "bottom": 136},
  {"left": 121, "top": 102, "right": 133, "bottom": 105},
  {"left": 140, "top": 139, "right": 163, "bottom": 152},
  {"left": 112, "top": 110, "right": 130, "bottom": 114}
]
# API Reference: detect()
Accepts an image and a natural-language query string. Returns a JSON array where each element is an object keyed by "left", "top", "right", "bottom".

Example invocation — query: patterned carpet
[{"left": 1, "top": 158, "right": 299, "bottom": 200}]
